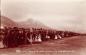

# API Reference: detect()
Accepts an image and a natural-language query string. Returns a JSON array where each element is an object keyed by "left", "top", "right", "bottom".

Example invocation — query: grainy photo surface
[{"left": 0, "top": 0, "right": 86, "bottom": 55}]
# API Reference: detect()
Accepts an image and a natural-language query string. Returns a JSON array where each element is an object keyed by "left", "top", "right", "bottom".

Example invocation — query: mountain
[
  {"left": 0, "top": 16, "right": 17, "bottom": 27},
  {"left": 0, "top": 16, "right": 50, "bottom": 29},
  {"left": 0, "top": 15, "right": 83, "bottom": 35},
  {"left": 18, "top": 18, "right": 50, "bottom": 29}
]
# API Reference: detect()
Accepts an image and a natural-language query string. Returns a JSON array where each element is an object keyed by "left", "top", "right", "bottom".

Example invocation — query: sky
[{"left": 1, "top": 0, "right": 86, "bottom": 33}]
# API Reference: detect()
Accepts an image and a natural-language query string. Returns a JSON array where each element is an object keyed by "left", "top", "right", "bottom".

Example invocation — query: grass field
[{"left": 0, "top": 36, "right": 86, "bottom": 55}]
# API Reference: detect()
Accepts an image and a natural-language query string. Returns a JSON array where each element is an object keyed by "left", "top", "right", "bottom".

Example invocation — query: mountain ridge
[{"left": 0, "top": 16, "right": 50, "bottom": 29}]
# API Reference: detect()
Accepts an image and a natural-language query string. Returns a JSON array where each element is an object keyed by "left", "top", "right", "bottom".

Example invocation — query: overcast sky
[{"left": 1, "top": 0, "right": 86, "bottom": 33}]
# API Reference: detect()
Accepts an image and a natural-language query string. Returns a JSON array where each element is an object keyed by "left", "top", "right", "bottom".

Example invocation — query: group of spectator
[{"left": 0, "top": 27, "right": 79, "bottom": 48}]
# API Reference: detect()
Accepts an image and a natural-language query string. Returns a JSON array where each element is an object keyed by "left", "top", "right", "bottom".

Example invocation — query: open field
[{"left": 0, "top": 36, "right": 86, "bottom": 55}]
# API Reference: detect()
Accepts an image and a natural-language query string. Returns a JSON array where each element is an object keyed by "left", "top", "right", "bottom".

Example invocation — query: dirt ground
[{"left": 0, "top": 36, "right": 86, "bottom": 55}]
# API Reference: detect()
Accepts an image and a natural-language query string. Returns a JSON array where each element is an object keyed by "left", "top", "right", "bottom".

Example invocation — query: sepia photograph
[{"left": 0, "top": 0, "right": 86, "bottom": 55}]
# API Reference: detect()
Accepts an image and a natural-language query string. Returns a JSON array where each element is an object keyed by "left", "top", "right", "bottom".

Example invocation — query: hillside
[{"left": 0, "top": 16, "right": 17, "bottom": 27}]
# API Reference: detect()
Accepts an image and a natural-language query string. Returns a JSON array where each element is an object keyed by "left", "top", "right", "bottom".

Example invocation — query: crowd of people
[{"left": 0, "top": 27, "right": 79, "bottom": 48}]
